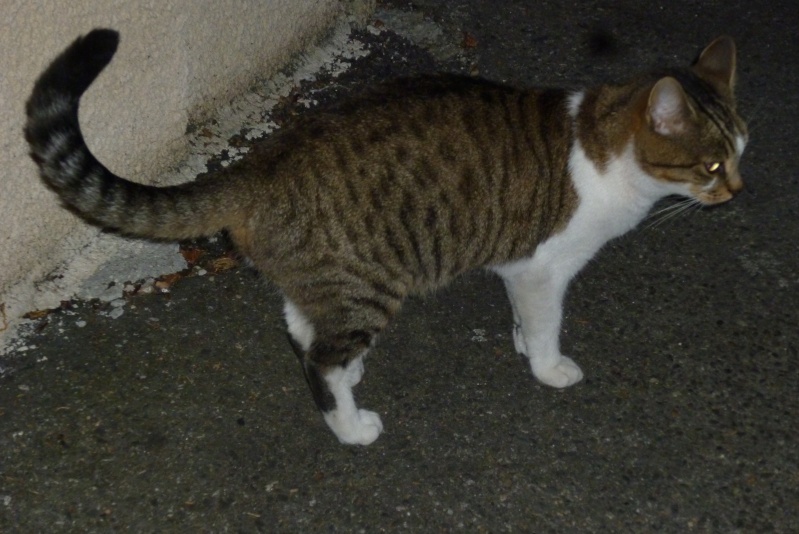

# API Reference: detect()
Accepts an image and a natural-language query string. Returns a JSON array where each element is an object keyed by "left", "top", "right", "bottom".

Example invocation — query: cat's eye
[{"left": 705, "top": 162, "right": 723, "bottom": 174}]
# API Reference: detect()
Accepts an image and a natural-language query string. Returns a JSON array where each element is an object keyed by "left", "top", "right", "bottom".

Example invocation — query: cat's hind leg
[
  {"left": 284, "top": 299, "right": 385, "bottom": 445},
  {"left": 307, "top": 331, "right": 383, "bottom": 445}
]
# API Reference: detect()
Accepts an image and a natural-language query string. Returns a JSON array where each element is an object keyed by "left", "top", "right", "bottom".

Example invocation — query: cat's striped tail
[{"left": 24, "top": 29, "right": 239, "bottom": 240}]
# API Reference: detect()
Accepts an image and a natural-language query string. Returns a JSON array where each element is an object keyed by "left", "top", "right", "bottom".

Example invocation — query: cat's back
[
  {"left": 252, "top": 75, "right": 535, "bottom": 165},
  {"left": 253, "top": 74, "right": 574, "bottom": 213},
  {"left": 237, "top": 75, "right": 578, "bottom": 290}
]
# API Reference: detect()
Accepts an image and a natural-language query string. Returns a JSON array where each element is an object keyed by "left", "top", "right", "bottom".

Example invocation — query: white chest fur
[
  {"left": 497, "top": 90, "right": 687, "bottom": 280},
  {"left": 496, "top": 138, "right": 667, "bottom": 282}
]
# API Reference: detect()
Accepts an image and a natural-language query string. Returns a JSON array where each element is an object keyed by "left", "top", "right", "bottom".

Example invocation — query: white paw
[
  {"left": 325, "top": 408, "right": 384, "bottom": 446},
  {"left": 512, "top": 324, "right": 527, "bottom": 355},
  {"left": 532, "top": 356, "right": 584, "bottom": 388},
  {"left": 354, "top": 409, "right": 383, "bottom": 443}
]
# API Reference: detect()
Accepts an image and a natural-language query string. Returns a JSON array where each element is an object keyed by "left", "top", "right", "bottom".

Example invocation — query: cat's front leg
[
  {"left": 504, "top": 287, "right": 530, "bottom": 356},
  {"left": 501, "top": 271, "right": 584, "bottom": 388}
]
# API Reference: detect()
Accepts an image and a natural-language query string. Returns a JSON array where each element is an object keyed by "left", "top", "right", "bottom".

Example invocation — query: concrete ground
[{"left": 2, "top": 0, "right": 798, "bottom": 531}]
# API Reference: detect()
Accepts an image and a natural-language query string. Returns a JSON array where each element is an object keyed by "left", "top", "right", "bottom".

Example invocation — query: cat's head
[{"left": 636, "top": 37, "right": 748, "bottom": 205}]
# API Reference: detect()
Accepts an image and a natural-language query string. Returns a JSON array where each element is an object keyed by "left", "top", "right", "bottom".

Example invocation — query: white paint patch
[
  {"left": 177, "top": 20, "right": 372, "bottom": 173},
  {"left": 374, "top": 8, "right": 462, "bottom": 62}
]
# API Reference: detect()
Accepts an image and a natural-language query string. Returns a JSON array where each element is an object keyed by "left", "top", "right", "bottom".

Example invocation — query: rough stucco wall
[{"left": 0, "top": 0, "right": 365, "bottom": 339}]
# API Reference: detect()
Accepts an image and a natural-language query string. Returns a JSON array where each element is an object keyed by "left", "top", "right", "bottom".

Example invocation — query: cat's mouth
[
  {"left": 692, "top": 186, "right": 740, "bottom": 206},
  {"left": 691, "top": 173, "right": 745, "bottom": 205}
]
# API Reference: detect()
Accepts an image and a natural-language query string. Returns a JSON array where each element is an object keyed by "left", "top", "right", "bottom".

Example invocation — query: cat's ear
[
  {"left": 693, "top": 36, "right": 737, "bottom": 95},
  {"left": 647, "top": 77, "right": 694, "bottom": 136}
]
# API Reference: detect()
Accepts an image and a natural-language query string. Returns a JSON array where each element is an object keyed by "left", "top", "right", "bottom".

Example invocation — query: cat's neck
[
  {"left": 567, "top": 89, "right": 675, "bottom": 238},
  {"left": 575, "top": 81, "right": 647, "bottom": 165}
]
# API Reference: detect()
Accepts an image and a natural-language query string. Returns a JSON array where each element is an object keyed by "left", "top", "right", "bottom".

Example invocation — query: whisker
[
  {"left": 645, "top": 198, "right": 702, "bottom": 229},
  {"left": 646, "top": 198, "right": 691, "bottom": 220},
  {"left": 648, "top": 199, "right": 686, "bottom": 218}
]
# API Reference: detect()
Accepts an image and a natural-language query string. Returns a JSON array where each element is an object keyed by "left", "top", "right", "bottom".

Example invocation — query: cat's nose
[{"left": 727, "top": 174, "right": 744, "bottom": 196}]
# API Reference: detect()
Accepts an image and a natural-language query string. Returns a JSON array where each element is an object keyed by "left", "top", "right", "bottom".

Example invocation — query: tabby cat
[{"left": 25, "top": 30, "right": 747, "bottom": 445}]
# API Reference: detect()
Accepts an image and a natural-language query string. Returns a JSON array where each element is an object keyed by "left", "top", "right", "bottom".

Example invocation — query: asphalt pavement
[{"left": 1, "top": 0, "right": 797, "bottom": 531}]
